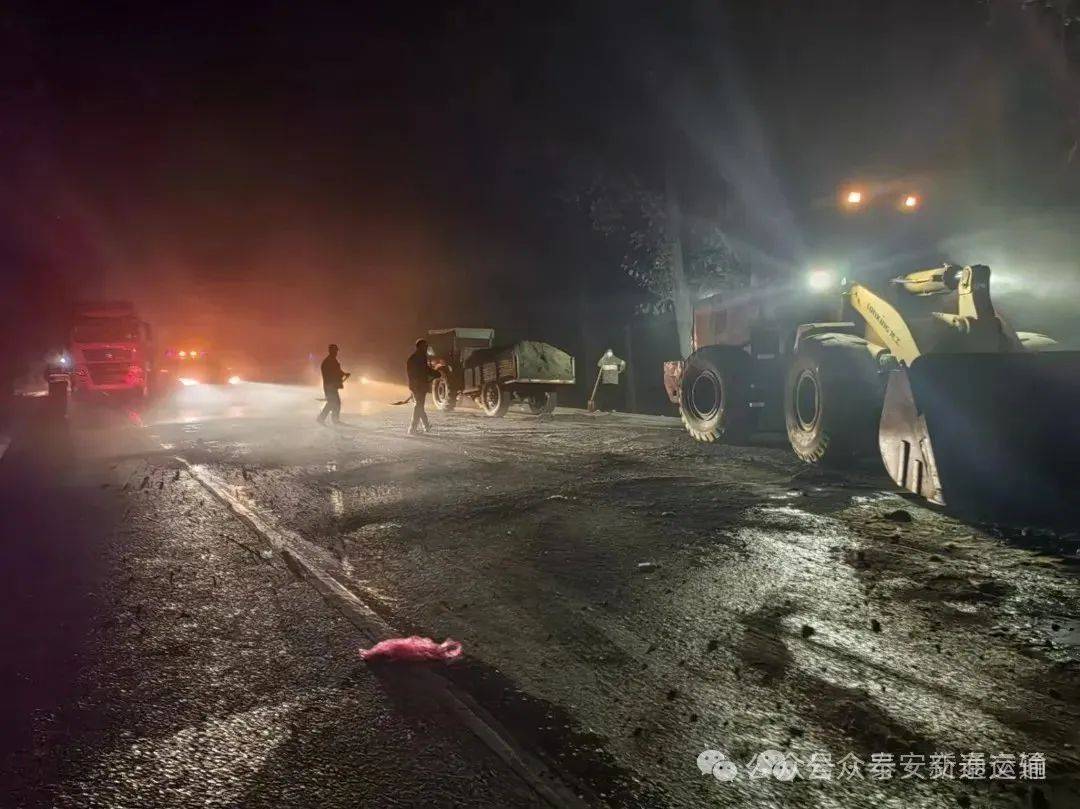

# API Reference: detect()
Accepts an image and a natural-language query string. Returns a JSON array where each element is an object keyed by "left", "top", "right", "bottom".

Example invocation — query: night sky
[{"left": 2, "top": 1, "right": 1077, "bottom": 404}]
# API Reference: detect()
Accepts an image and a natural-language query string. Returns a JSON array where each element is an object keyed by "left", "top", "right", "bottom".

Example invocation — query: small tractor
[
  {"left": 426, "top": 327, "right": 576, "bottom": 417},
  {"left": 663, "top": 265, "right": 1080, "bottom": 517}
]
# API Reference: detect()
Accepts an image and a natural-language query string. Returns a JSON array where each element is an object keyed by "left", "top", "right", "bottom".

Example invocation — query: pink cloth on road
[{"left": 359, "top": 636, "right": 463, "bottom": 663}]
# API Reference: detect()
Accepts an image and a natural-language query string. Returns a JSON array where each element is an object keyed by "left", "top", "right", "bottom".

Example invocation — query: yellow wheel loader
[{"left": 662, "top": 265, "right": 1080, "bottom": 518}]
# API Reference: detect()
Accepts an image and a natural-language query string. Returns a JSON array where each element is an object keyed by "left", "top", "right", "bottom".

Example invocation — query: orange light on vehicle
[
  {"left": 178, "top": 350, "right": 187, "bottom": 357},
  {"left": 839, "top": 187, "right": 866, "bottom": 211}
]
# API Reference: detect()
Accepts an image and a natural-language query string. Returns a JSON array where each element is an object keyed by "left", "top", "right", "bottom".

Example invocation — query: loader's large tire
[
  {"left": 678, "top": 349, "right": 751, "bottom": 442},
  {"left": 480, "top": 381, "right": 510, "bottom": 417},
  {"left": 784, "top": 336, "right": 883, "bottom": 466},
  {"left": 431, "top": 371, "right": 456, "bottom": 411}
]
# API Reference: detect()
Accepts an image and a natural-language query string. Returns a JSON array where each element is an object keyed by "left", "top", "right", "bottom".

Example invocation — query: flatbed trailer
[{"left": 426, "top": 328, "right": 575, "bottom": 416}]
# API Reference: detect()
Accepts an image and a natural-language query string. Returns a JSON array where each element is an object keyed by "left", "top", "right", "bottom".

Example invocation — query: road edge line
[{"left": 176, "top": 456, "right": 590, "bottom": 809}]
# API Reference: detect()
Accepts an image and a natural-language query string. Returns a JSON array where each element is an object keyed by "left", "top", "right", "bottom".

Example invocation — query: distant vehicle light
[
  {"left": 190, "top": 349, "right": 198, "bottom": 357},
  {"left": 807, "top": 268, "right": 836, "bottom": 292},
  {"left": 360, "top": 375, "right": 370, "bottom": 385},
  {"left": 178, "top": 377, "right": 199, "bottom": 386},
  {"left": 902, "top": 194, "right": 919, "bottom": 210},
  {"left": 846, "top": 189, "right": 863, "bottom": 205},
  {"left": 178, "top": 350, "right": 187, "bottom": 358},
  {"left": 228, "top": 375, "right": 242, "bottom": 385}
]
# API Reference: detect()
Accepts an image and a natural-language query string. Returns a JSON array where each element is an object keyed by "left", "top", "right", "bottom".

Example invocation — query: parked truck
[
  {"left": 426, "top": 327, "right": 576, "bottom": 416},
  {"left": 67, "top": 301, "right": 154, "bottom": 399}
]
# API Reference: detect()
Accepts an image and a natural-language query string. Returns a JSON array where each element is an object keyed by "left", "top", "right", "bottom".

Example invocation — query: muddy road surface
[{"left": 3, "top": 380, "right": 1078, "bottom": 808}]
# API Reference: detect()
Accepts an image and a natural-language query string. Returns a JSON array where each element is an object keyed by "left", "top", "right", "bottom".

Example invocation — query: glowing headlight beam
[{"left": 807, "top": 268, "right": 836, "bottom": 292}]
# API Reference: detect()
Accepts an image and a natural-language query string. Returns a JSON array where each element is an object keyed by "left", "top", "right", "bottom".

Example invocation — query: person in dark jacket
[
  {"left": 318, "top": 344, "right": 349, "bottom": 425},
  {"left": 406, "top": 338, "right": 438, "bottom": 434}
]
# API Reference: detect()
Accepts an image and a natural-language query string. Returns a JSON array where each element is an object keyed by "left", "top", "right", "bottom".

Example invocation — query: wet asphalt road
[{"left": 2, "top": 380, "right": 1079, "bottom": 808}]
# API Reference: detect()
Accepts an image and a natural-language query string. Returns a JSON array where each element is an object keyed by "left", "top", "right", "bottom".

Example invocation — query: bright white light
[
  {"left": 178, "top": 377, "right": 200, "bottom": 386},
  {"left": 846, "top": 190, "right": 863, "bottom": 205},
  {"left": 228, "top": 375, "right": 242, "bottom": 385},
  {"left": 359, "top": 376, "right": 370, "bottom": 385},
  {"left": 902, "top": 194, "right": 919, "bottom": 210},
  {"left": 807, "top": 268, "right": 836, "bottom": 291}
]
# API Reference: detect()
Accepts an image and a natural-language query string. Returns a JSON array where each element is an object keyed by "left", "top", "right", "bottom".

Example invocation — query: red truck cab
[{"left": 68, "top": 301, "right": 154, "bottom": 398}]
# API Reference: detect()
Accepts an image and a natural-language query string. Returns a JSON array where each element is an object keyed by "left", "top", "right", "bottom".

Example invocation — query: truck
[
  {"left": 157, "top": 346, "right": 233, "bottom": 388},
  {"left": 67, "top": 301, "right": 154, "bottom": 399},
  {"left": 663, "top": 265, "right": 1080, "bottom": 518},
  {"left": 426, "top": 327, "right": 576, "bottom": 416}
]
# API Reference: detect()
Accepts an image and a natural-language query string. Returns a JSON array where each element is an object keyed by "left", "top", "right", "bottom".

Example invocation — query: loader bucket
[{"left": 879, "top": 351, "right": 1080, "bottom": 520}]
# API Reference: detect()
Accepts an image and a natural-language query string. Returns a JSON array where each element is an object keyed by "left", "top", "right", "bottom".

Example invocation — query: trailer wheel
[
  {"left": 784, "top": 337, "right": 882, "bottom": 466},
  {"left": 480, "top": 381, "right": 510, "bottom": 417},
  {"left": 678, "top": 349, "right": 751, "bottom": 442},
  {"left": 525, "top": 392, "right": 557, "bottom": 414},
  {"left": 431, "top": 372, "right": 456, "bottom": 412}
]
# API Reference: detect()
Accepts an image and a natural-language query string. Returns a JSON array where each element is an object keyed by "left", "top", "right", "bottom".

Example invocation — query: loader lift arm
[{"left": 847, "top": 264, "right": 1023, "bottom": 368}]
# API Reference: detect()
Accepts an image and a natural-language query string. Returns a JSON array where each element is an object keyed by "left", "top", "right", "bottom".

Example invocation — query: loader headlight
[{"left": 807, "top": 268, "right": 837, "bottom": 292}]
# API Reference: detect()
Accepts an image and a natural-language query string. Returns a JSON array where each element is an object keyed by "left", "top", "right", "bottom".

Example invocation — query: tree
[
  {"left": 988, "top": 0, "right": 1080, "bottom": 161},
  {"left": 576, "top": 170, "right": 748, "bottom": 358}
]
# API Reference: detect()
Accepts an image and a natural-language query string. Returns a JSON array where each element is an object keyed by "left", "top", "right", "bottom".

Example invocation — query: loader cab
[
  {"left": 691, "top": 294, "right": 758, "bottom": 353},
  {"left": 692, "top": 288, "right": 841, "bottom": 358}
]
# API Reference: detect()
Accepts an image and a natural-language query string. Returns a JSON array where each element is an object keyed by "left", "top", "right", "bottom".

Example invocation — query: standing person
[
  {"left": 317, "top": 344, "right": 349, "bottom": 425},
  {"left": 406, "top": 338, "right": 438, "bottom": 435}
]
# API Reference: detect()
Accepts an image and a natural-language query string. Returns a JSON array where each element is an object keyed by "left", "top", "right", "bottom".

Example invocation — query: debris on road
[
  {"left": 636, "top": 561, "right": 660, "bottom": 572},
  {"left": 882, "top": 508, "right": 913, "bottom": 522},
  {"left": 360, "top": 636, "right": 463, "bottom": 663}
]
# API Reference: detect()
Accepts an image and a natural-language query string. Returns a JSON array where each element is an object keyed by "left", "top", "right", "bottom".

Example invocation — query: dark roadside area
[
  {"left": 0, "top": 395, "right": 544, "bottom": 809},
  {"left": 0, "top": 394, "right": 116, "bottom": 796}
]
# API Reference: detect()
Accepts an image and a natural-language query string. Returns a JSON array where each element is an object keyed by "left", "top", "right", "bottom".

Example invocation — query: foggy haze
[{"left": 2, "top": 0, "right": 1078, "bottom": 408}]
